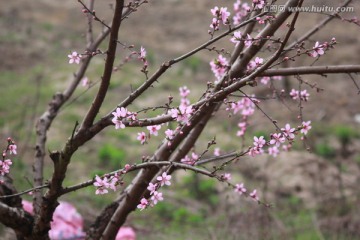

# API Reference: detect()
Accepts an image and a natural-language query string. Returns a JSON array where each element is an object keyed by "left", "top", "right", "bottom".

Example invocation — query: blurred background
[{"left": 1, "top": 0, "right": 360, "bottom": 239}]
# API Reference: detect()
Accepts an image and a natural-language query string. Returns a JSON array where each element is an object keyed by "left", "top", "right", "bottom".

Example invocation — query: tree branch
[
  {"left": 261, "top": 65, "right": 360, "bottom": 76},
  {"left": 80, "top": 0, "right": 125, "bottom": 130}
]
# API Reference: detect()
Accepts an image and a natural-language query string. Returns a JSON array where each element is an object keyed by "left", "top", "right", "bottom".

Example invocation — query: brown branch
[
  {"left": 33, "top": 25, "right": 112, "bottom": 215},
  {"left": 86, "top": 0, "right": 95, "bottom": 47},
  {"left": 94, "top": 2, "right": 303, "bottom": 238},
  {"left": 0, "top": 202, "right": 33, "bottom": 238},
  {"left": 73, "top": 12, "right": 268, "bottom": 145},
  {"left": 230, "top": 0, "right": 303, "bottom": 79},
  {"left": 80, "top": 0, "right": 125, "bottom": 130},
  {"left": 230, "top": 10, "right": 261, "bottom": 65},
  {"left": 32, "top": 1, "right": 125, "bottom": 238},
  {"left": 283, "top": 0, "right": 353, "bottom": 53},
  {"left": 261, "top": 65, "right": 360, "bottom": 76}
]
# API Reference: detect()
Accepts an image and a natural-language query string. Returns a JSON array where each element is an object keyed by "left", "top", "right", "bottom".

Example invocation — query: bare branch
[
  {"left": 80, "top": 0, "right": 125, "bottom": 130},
  {"left": 261, "top": 65, "right": 360, "bottom": 76}
]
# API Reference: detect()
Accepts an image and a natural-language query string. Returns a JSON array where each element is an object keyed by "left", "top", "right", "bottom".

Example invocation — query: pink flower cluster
[
  {"left": 0, "top": 138, "right": 16, "bottom": 177},
  {"left": 309, "top": 38, "right": 336, "bottom": 58},
  {"left": 93, "top": 165, "right": 130, "bottom": 195},
  {"left": 248, "top": 122, "right": 312, "bottom": 158},
  {"left": 170, "top": 105, "right": 194, "bottom": 125},
  {"left": 137, "top": 172, "right": 172, "bottom": 210},
  {"left": 112, "top": 107, "right": 138, "bottom": 130},
  {"left": 290, "top": 89, "right": 310, "bottom": 101},
  {"left": 247, "top": 57, "right": 264, "bottom": 71},
  {"left": 93, "top": 174, "right": 120, "bottom": 195},
  {"left": 228, "top": 96, "right": 257, "bottom": 137},
  {"left": 137, "top": 124, "right": 163, "bottom": 145},
  {"left": 210, "top": 6, "right": 231, "bottom": 30},
  {"left": 233, "top": 1, "right": 250, "bottom": 24},
  {"left": 258, "top": 75, "right": 283, "bottom": 85},
  {"left": 181, "top": 152, "right": 199, "bottom": 165},
  {"left": 252, "top": 0, "right": 266, "bottom": 10},
  {"left": 22, "top": 200, "right": 136, "bottom": 240},
  {"left": 23, "top": 200, "right": 85, "bottom": 239},
  {"left": 234, "top": 183, "right": 259, "bottom": 202},
  {"left": 210, "top": 55, "right": 229, "bottom": 83}
]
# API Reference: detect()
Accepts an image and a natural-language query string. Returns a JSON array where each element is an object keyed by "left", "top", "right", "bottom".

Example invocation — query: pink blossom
[
  {"left": 281, "top": 124, "right": 296, "bottom": 139},
  {"left": 260, "top": 76, "right": 270, "bottom": 85},
  {"left": 244, "top": 34, "right": 253, "bottom": 47},
  {"left": 272, "top": 76, "right": 283, "bottom": 81},
  {"left": 220, "top": 7, "right": 230, "bottom": 25},
  {"left": 165, "top": 129, "right": 175, "bottom": 140},
  {"left": 248, "top": 147, "right": 261, "bottom": 157},
  {"left": 171, "top": 105, "right": 193, "bottom": 125},
  {"left": 214, "top": 148, "right": 221, "bottom": 156},
  {"left": 311, "top": 41, "right": 324, "bottom": 58},
  {"left": 147, "top": 183, "right": 157, "bottom": 195},
  {"left": 68, "top": 51, "right": 81, "bottom": 64},
  {"left": 222, "top": 173, "right": 231, "bottom": 181},
  {"left": 137, "top": 132, "right": 147, "bottom": 144},
  {"left": 256, "top": 17, "right": 265, "bottom": 24},
  {"left": 237, "top": 122, "right": 247, "bottom": 136},
  {"left": 249, "top": 189, "right": 259, "bottom": 201},
  {"left": 290, "top": 89, "right": 299, "bottom": 100},
  {"left": 282, "top": 144, "right": 292, "bottom": 151},
  {"left": 269, "top": 133, "right": 285, "bottom": 147},
  {"left": 210, "top": 18, "right": 220, "bottom": 30},
  {"left": 300, "top": 90, "right": 310, "bottom": 101},
  {"left": 191, "top": 152, "right": 199, "bottom": 161},
  {"left": 253, "top": 136, "right": 266, "bottom": 148},
  {"left": 179, "top": 86, "right": 190, "bottom": 98},
  {"left": 140, "top": 46, "right": 146, "bottom": 60},
  {"left": 181, "top": 155, "right": 193, "bottom": 165},
  {"left": 233, "top": 2, "right": 250, "bottom": 24},
  {"left": 268, "top": 146, "right": 279, "bottom": 157},
  {"left": 94, "top": 175, "right": 109, "bottom": 195},
  {"left": 210, "top": 6, "right": 220, "bottom": 17},
  {"left": 300, "top": 121, "right": 312, "bottom": 135},
  {"left": 235, "top": 183, "right": 247, "bottom": 195},
  {"left": 81, "top": 77, "right": 90, "bottom": 87},
  {"left": 157, "top": 172, "right": 171, "bottom": 186},
  {"left": 230, "top": 31, "right": 242, "bottom": 44},
  {"left": 254, "top": 57, "right": 263, "bottom": 66},
  {"left": 109, "top": 176, "right": 118, "bottom": 191},
  {"left": 231, "top": 97, "right": 255, "bottom": 116},
  {"left": 0, "top": 159, "right": 12, "bottom": 175},
  {"left": 112, "top": 107, "right": 129, "bottom": 129},
  {"left": 9, "top": 144, "right": 17, "bottom": 155},
  {"left": 137, "top": 198, "right": 148, "bottom": 211},
  {"left": 210, "top": 55, "right": 229, "bottom": 82},
  {"left": 151, "top": 191, "right": 164, "bottom": 205},
  {"left": 114, "top": 107, "right": 128, "bottom": 118},
  {"left": 23, "top": 200, "right": 86, "bottom": 240},
  {"left": 112, "top": 118, "right": 125, "bottom": 130},
  {"left": 253, "top": 0, "right": 265, "bottom": 9},
  {"left": 116, "top": 227, "right": 136, "bottom": 240},
  {"left": 147, "top": 125, "right": 161, "bottom": 136}
]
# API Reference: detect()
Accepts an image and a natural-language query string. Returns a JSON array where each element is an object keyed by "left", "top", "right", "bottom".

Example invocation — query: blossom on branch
[
  {"left": 68, "top": 51, "right": 81, "bottom": 64},
  {"left": 157, "top": 172, "right": 171, "bottom": 186}
]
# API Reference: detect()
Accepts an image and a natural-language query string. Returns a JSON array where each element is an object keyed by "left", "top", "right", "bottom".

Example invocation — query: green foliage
[
  {"left": 154, "top": 202, "right": 204, "bottom": 227},
  {"left": 181, "top": 173, "right": 219, "bottom": 206},
  {"left": 314, "top": 142, "right": 336, "bottom": 159},
  {"left": 333, "top": 125, "right": 356, "bottom": 145},
  {"left": 98, "top": 144, "right": 126, "bottom": 170},
  {"left": 183, "top": 56, "right": 202, "bottom": 73}
]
